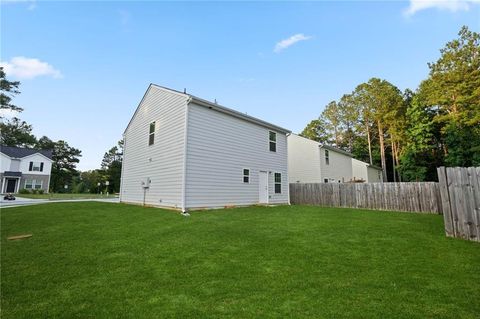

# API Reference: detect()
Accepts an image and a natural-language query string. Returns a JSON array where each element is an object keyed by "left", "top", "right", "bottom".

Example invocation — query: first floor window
[
  {"left": 25, "top": 180, "right": 33, "bottom": 189},
  {"left": 274, "top": 173, "right": 281, "bottom": 194},
  {"left": 243, "top": 169, "right": 250, "bottom": 183},
  {"left": 24, "top": 179, "right": 43, "bottom": 190}
]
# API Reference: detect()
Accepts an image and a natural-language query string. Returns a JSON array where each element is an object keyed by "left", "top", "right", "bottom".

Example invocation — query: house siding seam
[
  {"left": 120, "top": 86, "right": 188, "bottom": 208},
  {"left": 184, "top": 102, "right": 289, "bottom": 209}
]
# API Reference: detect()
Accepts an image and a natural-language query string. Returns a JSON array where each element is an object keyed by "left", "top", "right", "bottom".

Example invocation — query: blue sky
[{"left": 1, "top": 0, "right": 479, "bottom": 170}]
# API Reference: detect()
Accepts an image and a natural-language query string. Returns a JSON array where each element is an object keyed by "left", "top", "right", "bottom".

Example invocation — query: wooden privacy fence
[
  {"left": 289, "top": 182, "right": 442, "bottom": 214},
  {"left": 437, "top": 167, "right": 480, "bottom": 242}
]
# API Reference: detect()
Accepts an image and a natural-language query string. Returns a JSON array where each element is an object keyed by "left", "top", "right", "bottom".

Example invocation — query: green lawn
[
  {"left": 1, "top": 203, "right": 479, "bottom": 318},
  {"left": 16, "top": 193, "right": 118, "bottom": 200}
]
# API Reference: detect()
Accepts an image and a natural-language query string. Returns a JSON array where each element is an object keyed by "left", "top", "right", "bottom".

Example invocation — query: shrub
[
  {"left": 31, "top": 189, "right": 38, "bottom": 194},
  {"left": 19, "top": 189, "right": 31, "bottom": 194},
  {"left": 38, "top": 189, "right": 45, "bottom": 194}
]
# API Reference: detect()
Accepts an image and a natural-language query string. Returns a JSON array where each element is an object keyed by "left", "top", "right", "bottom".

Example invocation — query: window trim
[
  {"left": 242, "top": 168, "right": 250, "bottom": 184},
  {"left": 274, "top": 172, "right": 281, "bottom": 194},
  {"left": 269, "top": 131, "right": 277, "bottom": 152},
  {"left": 325, "top": 149, "right": 330, "bottom": 165},
  {"left": 148, "top": 121, "right": 156, "bottom": 146}
]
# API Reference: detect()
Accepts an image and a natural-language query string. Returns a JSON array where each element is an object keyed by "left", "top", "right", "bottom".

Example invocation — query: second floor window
[
  {"left": 149, "top": 121, "right": 156, "bottom": 146},
  {"left": 325, "top": 149, "right": 330, "bottom": 165},
  {"left": 269, "top": 131, "right": 276, "bottom": 152},
  {"left": 29, "top": 162, "right": 44, "bottom": 172}
]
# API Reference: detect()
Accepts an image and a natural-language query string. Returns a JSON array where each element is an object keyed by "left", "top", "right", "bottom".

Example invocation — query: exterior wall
[
  {"left": 19, "top": 154, "right": 52, "bottom": 175},
  {"left": 1, "top": 153, "right": 11, "bottom": 172},
  {"left": 287, "top": 134, "right": 321, "bottom": 183},
  {"left": 352, "top": 158, "right": 368, "bottom": 182},
  {"left": 319, "top": 147, "right": 353, "bottom": 183},
  {"left": 184, "top": 102, "right": 289, "bottom": 209},
  {"left": 120, "top": 86, "right": 188, "bottom": 208},
  {"left": 367, "top": 166, "right": 383, "bottom": 182},
  {"left": 0, "top": 173, "right": 50, "bottom": 193}
]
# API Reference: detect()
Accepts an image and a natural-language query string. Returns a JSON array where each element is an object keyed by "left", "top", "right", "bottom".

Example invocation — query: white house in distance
[
  {"left": 120, "top": 84, "right": 290, "bottom": 212},
  {"left": 288, "top": 134, "right": 382, "bottom": 183},
  {"left": 0, "top": 145, "right": 53, "bottom": 193}
]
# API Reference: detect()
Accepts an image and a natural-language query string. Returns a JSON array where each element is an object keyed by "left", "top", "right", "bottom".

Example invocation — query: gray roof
[
  {"left": 319, "top": 144, "right": 354, "bottom": 158},
  {"left": 0, "top": 145, "right": 53, "bottom": 159}
]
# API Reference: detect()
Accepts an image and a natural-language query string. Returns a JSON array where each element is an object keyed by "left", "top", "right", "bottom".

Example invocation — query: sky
[{"left": 1, "top": 0, "right": 479, "bottom": 171}]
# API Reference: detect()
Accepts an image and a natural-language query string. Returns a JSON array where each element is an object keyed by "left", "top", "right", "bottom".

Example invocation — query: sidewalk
[{"left": 0, "top": 197, "right": 120, "bottom": 209}]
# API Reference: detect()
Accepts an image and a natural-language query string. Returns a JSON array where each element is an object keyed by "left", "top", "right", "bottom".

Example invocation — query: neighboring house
[
  {"left": 120, "top": 84, "right": 290, "bottom": 212},
  {"left": 352, "top": 158, "right": 383, "bottom": 183},
  {"left": 288, "top": 134, "right": 383, "bottom": 183},
  {"left": 0, "top": 145, "right": 53, "bottom": 193}
]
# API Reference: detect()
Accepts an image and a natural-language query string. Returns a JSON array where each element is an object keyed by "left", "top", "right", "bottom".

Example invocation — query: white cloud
[
  {"left": 1, "top": 0, "right": 37, "bottom": 10},
  {"left": 0, "top": 56, "right": 62, "bottom": 79},
  {"left": 274, "top": 33, "right": 312, "bottom": 53},
  {"left": 404, "top": 0, "right": 480, "bottom": 16}
]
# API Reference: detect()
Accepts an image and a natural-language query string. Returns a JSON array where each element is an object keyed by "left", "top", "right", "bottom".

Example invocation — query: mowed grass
[{"left": 1, "top": 203, "right": 479, "bottom": 318}]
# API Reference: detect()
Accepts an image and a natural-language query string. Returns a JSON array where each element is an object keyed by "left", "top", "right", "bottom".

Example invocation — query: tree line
[
  {"left": 0, "top": 67, "right": 123, "bottom": 193},
  {"left": 300, "top": 26, "right": 480, "bottom": 182}
]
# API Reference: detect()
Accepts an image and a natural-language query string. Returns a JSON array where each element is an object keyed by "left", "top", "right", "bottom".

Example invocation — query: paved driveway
[{"left": 0, "top": 197, "right": 119, "bottom": 208}]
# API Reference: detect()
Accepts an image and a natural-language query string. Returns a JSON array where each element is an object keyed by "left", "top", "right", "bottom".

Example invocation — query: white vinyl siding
[
  {"left": 287, "top": 134, "right": 321, "bottom": 183},
  {"left": 120, "top": 86, "right": 188, "bottom": 208},
  {"left": 185, "top": 102, "right": 288, "bottom": 208},
  {"left": 319, "top": 147, "right": 352, "bottom": 183}
]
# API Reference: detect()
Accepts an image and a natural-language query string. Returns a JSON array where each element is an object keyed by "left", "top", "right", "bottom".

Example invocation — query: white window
[
  {"left": 324, "top": 178, "right": 329, "bottom": 183},
  {"left": 149, "top": 122, "right": 155, "bottom": 146},
  {"left": 269, "top": 131, "right": 276, "bottom": 152},
  {"left": 325, "top": 150, "right": 330, "bottom": 165},
  {"left": 25, "top": 180, "right": 33, "bottom": 189},
  {"left": 274, "top": 173, "right": 281, "bottom": 194},
  {"left": 29, "top": 162, "right": 44, "bottom": 172},
  {"left": 243, "top": 169, "right": 250, "bottom": 183},
  {"left": 24, "top": 179, "right": 43, "bottom": 189}
]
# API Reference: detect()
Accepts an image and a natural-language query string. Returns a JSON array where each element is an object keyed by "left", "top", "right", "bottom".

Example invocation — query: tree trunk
[
  {"left": 395, "top": 141, "right": 402, "bottom": 182},
  {"left": 378, "top": 121, "right": 387, "bottom": 182},
  {"left": 391, "top": 139, "right": 396, "bottom": 182},
  {"left": 366, "top": 121, "right": 373, "bottom": 165}
]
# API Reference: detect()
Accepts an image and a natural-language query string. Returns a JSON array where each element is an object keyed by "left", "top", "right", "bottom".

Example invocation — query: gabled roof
[
  {"left": 125, "top": 84, "right": 291, "bottom": 134},
  {"left": 0, "top": 145, "right": 53, "bottom": 160},
  {"left": 319, "top": 144, "right": 354, "bottom": 158}
]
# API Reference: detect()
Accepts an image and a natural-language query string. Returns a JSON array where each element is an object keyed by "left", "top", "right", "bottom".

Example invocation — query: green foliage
[
  {"left": 18, "top": 188, "right": 31, "bottom": 194},
  {"left": 0, "top": 117, "right": 37, "bottom": 147},
  {"left": 300, "top": 119, "right": 331, "bottom": 144},
  {"left": 0, "top": 67, "right": 22, "bottom": 114},
  {"left": 299, "top": 26, "right": 479, "bottom": 181},
  {"left": 36, "top": 136, "right": 82, "bottom": 193},
  {"left": 99, "top": 140, "right": 123, "bottom": 193}
]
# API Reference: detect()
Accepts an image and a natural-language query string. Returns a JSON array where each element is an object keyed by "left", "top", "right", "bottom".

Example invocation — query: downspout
[
  {"left": 286, "top": 133, "right": 291, "bottom": 205},
  {"left": 119, "top": 133, "right": 126, "bottom": 202},
  {"left": 181, "top": 98, "right": 192, "bottom": 214}
]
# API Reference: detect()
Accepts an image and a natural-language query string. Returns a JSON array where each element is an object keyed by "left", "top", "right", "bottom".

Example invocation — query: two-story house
[
  {"left": 288, "top": 134, "right": 383, "bottom": 183},
  {"left": 0, "top": 145, "right": 53, "bottom": 193},
  {"left": 120, "top": 84, "right": 290, "bottom": 212}
]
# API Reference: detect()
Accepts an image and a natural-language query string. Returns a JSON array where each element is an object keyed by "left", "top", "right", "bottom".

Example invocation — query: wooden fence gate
[{"left": 437, "top": 167, "right": 480, "bottom": 242}]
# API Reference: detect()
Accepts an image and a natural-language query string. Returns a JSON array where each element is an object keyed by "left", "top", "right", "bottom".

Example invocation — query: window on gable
[
  {"left": 324, "top": 178, "right": 329, "bottom": 183},
  {"left": 149, "top": 121, "right": 156, "bottom": 146},
  {"left": 269, "top": 131, "right": 277, "bottom": 152},
  {"left": 29, "top": 162, "right": 43, "bottom": 172},
  {"left": 243, "top": 169, "right": 250, "bottom": 183},
  {"left": 274, "top": 173, "right": 281, "bottom": 194},
  {"left": 325, "top": 149, "right": 330, "bottom": 165}
]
